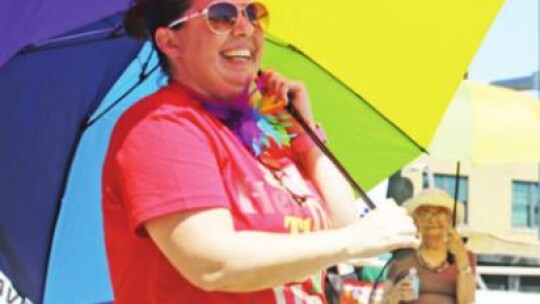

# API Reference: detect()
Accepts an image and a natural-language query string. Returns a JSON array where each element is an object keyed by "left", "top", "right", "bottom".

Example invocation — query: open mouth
[{"left": 221, "top": 49, "right": 253, "bottom": 62}]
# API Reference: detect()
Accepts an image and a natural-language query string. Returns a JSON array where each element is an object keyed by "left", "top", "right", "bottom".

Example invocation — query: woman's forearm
[
  {"left": 147, "top": 207, "right": 418, "bottom": 293},
  {"left": 298, "top": 147, "right": 359, "bottom": 228},
  {"left": 197, "top": 228, "right": 351, "bottom": 292},
  {"left": 147, "top": 208, "right": 354, "bottom": 293},
  {"left": 455, "top": 254, "right": 476, "bottom": 304},
  {"left": 456, "top": 271, "right": 476, "bottom": 304}
]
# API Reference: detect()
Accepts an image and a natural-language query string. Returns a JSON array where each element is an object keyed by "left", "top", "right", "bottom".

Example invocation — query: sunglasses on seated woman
[{"left": 167, "top": 1, "right": 269, "bottom": 34}]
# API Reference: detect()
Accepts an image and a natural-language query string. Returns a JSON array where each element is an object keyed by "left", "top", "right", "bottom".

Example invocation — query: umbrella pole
[
  {"left": 452, "top": 161, "right": 461, "bottom": 227},
  {"left": 286, "top": 103, "right": 377, "bottom": 210}
]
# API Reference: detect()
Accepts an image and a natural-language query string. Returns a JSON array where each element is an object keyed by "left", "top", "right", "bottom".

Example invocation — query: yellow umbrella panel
[{"left": 261, "top": 0, "right": 504, "bottom": 188}]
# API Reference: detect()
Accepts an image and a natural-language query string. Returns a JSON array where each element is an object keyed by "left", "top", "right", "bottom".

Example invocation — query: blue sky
[{"left": 468, "top": 0, "right": 539, "bottom": 83}]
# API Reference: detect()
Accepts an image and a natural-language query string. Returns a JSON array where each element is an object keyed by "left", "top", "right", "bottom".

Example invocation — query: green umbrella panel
[{"left": 262, "top": 39, "right": 423, "bottom": 190}]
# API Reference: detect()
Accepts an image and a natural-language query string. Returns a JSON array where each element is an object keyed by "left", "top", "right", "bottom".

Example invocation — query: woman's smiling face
[
  {"left": 414, "top": 206, "right": 452, "bottom": 238},
  {"left": 168, "top": 0, "right": 265, "bottom": 101}
]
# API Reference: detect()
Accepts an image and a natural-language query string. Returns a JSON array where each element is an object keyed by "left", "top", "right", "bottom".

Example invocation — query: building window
[
  {"left": 423, "top": 173, "right": 469, "bottom": 223},
  {"left": 511, "top": 181, "right": 539, "bottom": 228}
]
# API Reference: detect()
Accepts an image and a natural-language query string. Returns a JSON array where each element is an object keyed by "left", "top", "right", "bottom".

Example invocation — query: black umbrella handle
[{"left": 286, "top": 102, "right": 377, "bottom": 210}]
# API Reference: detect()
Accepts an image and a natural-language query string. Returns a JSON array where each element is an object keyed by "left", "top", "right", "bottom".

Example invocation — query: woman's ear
[{"left": 154, "top": 28, "right": 183, "bottom": 58}]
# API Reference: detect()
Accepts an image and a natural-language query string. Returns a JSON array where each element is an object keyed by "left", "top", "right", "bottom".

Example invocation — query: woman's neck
[
  {"left": 417, "top": 244, "right": 449, "bottom": 272},
  {"left": 420, "top": 236, "right": 447, "bottom": 259}
]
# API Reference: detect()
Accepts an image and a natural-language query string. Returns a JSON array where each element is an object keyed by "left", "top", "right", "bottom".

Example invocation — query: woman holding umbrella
[
  {"left": 381, "top": 188, "right": 476, "bottom": 304},
  {"left": 102, "top": 0, "right": 419, "bottom": 303}
]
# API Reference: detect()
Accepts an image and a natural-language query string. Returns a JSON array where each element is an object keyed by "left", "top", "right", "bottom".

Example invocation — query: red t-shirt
[{"left": 102, "top": 83, "right": 330, "bottom": 304}]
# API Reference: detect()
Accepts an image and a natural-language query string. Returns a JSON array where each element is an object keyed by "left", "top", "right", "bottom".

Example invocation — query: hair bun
[{"left": 124, "top": 0, "right": 151, "bottom": 39}]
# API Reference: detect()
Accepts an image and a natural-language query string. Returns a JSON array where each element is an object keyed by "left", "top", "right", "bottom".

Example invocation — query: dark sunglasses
[{"left": 168, "top": 1, "right": 269, "bottom": 34}]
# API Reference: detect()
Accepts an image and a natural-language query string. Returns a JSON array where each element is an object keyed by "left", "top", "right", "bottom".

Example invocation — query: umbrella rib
[
  {"left": 33, "top": 28, "right": 118, "bottom": 47},
  {"left": 18, "top": 27, "right": 125, "bottom": 55},
  {"left": 84, "top": 64, "right": 160, "bottom": 129},
  {"left": 265, "top": 37, "right": 428, "bottom": 154}
]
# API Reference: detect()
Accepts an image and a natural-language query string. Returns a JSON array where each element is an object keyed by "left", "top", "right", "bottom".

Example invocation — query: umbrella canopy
[
  {"left": 429, "top": 81, "right": 540, "bottom": 164},
  {"left": 0, "top": 1, "right": 503, "bottom": 303}
]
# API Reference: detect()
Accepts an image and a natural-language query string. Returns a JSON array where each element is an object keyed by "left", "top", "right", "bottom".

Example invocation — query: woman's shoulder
[
  {"left": 128, "top": 85, "right": 201, "bottom": 116},
  {"left": 109, "top": 86, "right": 222, "bottom": 149},
  {"left": 116, "top": 85, "right": 211, "bottom": 130}
]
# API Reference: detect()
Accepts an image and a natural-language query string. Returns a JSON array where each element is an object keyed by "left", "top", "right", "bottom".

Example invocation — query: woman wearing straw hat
[{"left": 381, "top": 188, "right": 476, "bottom": 304}]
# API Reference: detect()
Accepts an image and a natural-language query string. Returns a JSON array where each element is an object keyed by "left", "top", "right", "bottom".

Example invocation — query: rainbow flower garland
[{"left": 199, "top": 77, "right": 294, "bottom": 156}]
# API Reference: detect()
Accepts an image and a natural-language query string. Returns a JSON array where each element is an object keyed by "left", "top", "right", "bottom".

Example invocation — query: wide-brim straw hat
[{"left": 402, "top": 188, "right": 464, "bottom": 224}]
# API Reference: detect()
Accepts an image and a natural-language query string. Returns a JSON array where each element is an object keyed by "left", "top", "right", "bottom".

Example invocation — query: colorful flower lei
[{"left": 200, "top": 76, "right": 295, "bottom": 156}]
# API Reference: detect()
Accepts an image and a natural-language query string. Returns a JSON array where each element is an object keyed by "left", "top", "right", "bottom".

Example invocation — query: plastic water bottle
[{"left": 407, "top": 267, "right": 420, "bottom": 299}]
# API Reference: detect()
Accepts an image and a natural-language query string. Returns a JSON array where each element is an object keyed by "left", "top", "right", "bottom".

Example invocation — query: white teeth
[{"left": 223, "top": 49, "right": 251, "bottom": 59}]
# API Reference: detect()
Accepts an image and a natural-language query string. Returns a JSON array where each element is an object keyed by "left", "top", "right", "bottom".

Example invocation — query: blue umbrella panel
[{"left": 0, "top": 13, "right": 144, "bottom": 303}]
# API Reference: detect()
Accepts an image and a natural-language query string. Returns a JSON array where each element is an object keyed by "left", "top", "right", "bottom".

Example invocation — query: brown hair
[{"left": 124, "top": 0, "right": 193, "bottom": 74}]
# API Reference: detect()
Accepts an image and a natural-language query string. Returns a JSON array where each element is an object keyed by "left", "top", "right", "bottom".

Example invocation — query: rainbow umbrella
[{"left": 0, "top": 1, "right": 503, "bottom": 303}]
